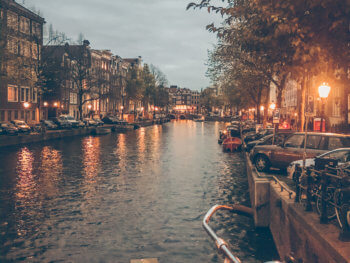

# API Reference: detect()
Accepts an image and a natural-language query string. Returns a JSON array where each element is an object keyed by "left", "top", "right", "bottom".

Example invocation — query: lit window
[{"left": 8, "top": 85, "right": 18, "bottom": 102}]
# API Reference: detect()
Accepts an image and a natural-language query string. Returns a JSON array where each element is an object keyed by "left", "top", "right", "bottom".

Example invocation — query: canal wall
[
  {"left": 245, "top": 153, "right": 350, "bottom": 263},
  {"left": 0, "top": 128, "right": 95, "bottom": 147}
]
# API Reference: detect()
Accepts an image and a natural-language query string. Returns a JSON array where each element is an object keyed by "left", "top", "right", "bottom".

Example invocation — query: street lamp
[
  {"left": 43, "top": 102, "right": 48, "bottom": 107},
  {"left": 23, "top": 102, "right": 30, "bottom": 123},
  {"left": 318, "top": 83, "right": 331, "bottom": 132}
]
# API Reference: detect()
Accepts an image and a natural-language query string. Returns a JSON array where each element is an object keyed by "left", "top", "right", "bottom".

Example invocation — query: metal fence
[{"left": 292, "top": 164, "right": 350, "bottom": 241}]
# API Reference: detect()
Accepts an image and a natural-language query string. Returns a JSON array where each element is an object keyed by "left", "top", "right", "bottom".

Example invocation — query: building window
[
  {"left": 21, "top": 110, "right": 24, "bottom": 119},
  {"left": 7, "top": 110, "right": 12, "bottom": 121},
  {"left": 7, "top": 11, "right": 18, "bottom": 31},
  {"left": 20, "top": 87, "right": 30, "bottom": 102},
  {"left": 8, "top": 85, "right": 18, "bottom": 102},
  {"left": 19, "top": 16, "right": 30, "bottom": 34},
  {"left": 0, "top": 111, "right": 4, "bottom": 121},
  {"left": 7, "top": 37, "right": 18, "bottom": 54},
  {"left": 32, "top": 88, "right": 37, "bottom": 103},
  {"left": 32, "top": 111, "right": 36, "bottom": 121},
  {"left": 14, "top": 110, "right": 18, "bottom": 119}
]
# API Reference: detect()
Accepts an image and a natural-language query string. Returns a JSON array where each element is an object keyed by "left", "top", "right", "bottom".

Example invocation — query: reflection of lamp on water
[{"left": 318, "top": 83, "right": 331, "bottom": 132}]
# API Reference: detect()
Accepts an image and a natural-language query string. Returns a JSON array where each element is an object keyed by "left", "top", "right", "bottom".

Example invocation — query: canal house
[{"left": 0, "top": 0, "right": 45, "bottom": 124}]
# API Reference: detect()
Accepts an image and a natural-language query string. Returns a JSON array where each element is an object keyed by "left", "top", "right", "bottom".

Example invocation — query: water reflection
[
  {"left": 82, "top": 136, "right": 101, "bottom": 180},
  {"left": 15, "top": 147, "right": 35, "bottom": 201},
  {"left": 0, "top": 121, "right": 277, "bottom": 263},
  {"left": 37, "top": 146, "right": 62, "bottom": 198}
]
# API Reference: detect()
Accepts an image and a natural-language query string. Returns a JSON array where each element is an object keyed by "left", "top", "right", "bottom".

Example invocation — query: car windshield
[
  {"left": 15, "top": 121, "right": 26, "bottom": 125},
  {"left": 67, "top": 116, "right": 75, "bottom": 120}
]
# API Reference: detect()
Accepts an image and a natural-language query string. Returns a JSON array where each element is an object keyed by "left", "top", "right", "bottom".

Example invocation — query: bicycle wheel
[
  {"left": 334, "top": 190, "right": 350, "bottom": 229},
  {"left": 316, "top": 187, "right": 337, "bottom": 220}
]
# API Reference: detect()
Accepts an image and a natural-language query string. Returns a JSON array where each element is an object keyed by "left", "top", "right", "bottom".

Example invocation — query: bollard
[
  {"left": 305, "top": 168, "right": 313, "bottom": 212},
  {"left": 294, "top": 164, "right": 302, "bottom": 203},
  {"left": 338, "top": 186, "right": 350, "bottom": 241},
  {"left": 320, "top": 168, "right": 329, "bottom": 224}
]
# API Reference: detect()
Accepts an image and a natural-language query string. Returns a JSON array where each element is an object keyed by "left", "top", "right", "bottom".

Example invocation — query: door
[{"left": 271, "top": 134, "right": 305, "bottom": 168}]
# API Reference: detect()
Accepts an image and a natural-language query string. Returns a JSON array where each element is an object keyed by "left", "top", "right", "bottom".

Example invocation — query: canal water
[{"left": 0, "top": 121, "right": 278, "bottom": 262}]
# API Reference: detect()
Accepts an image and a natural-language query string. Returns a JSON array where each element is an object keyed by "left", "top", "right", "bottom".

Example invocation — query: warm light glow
[
  {"left": 43, "top": 102, "right": 48, "bottom": 107},
  {"left": 155, "top": 107, "right": 159, "bottom": 111},
  {"left": 269, "top": 103, "right": 276, "bottom": 110},
  {"left": 141, "top": 107, "right": 144, "bottom": 111},
  {"left": 53, "top": 102, "right": 58, "bottom": 107},
  {"left": 87, "top": 104, "right": 92, "bottom": 110},
  {"left": 23, "top": 102, "right": 30, "bottom": 108},
  {"left": 260, "top": 106, "right": 265, "bottom": 111},
  {"left": 318, "top": 82, "right": 331, "bottom": 99},
  {"left": 294, "top": 113, "right": 298, "bottom": 117},
  {"left": 120, "top": 106, "right": 124, "bottom": 110}
]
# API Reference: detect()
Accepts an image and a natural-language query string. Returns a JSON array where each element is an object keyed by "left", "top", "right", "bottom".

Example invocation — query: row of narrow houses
[
  {"left": 0, "top": 0, "right": 143, "bottom": 123},
  {"left": 0, "top": 0, "right": 44, "bottom": 123}
]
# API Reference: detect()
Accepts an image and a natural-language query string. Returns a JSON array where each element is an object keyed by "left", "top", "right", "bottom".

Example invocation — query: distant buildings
[
  {"left": 0, "top": 0, "right": 45, "bottom": 123},
  {"left": 168, "top": 85, "right": 200, "bottom": 113},
  {"left": 0, "top": 1, "right": 202, "bottom": 123}
]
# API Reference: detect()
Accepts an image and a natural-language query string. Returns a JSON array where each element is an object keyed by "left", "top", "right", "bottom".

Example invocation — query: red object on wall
[{"left": 313, "top": 118, "right": 326, "bottom": 132}]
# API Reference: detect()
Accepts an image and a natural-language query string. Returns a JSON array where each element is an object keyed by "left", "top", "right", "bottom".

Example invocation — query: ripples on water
[{"left": 0, "top": 121, "right": 278, "bottom": 262}]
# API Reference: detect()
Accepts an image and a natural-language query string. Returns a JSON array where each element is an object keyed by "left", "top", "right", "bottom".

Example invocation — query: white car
[{"left": 287, "top": 148, "right": 350, "bottom": 179}]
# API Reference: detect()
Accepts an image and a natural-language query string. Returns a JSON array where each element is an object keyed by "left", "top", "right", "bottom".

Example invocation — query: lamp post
[
  {"left": 23, "top": 102, "right": 30, "bottom": 123},
  {"left": 318, "top": 83, "right": 331, "bottom": 132},
  {"left": 121, "top": 105, "right": 124, "bottom": 120},
  {"left": 88, "top": 104, "right": 92, "bottom": 118}
]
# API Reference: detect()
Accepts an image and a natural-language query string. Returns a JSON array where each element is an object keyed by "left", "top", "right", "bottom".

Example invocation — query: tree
[
  {"left": 149, "top": 64, "right": 168, "bottom": 86},
  {"left": 188, "top": 0, "right": 350, "bottom": 121},
  {"left": 63, "top": 41, "right": 98, "bottom": 120}
]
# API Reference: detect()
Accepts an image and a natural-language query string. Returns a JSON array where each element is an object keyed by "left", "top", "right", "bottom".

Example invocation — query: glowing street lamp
[
  {"left": 23, "top": 102, "right": 30, "bottom": 123},
  {"left": 269, "top": 103, "right": 276, "bottom": 110},
  {"left": 260, "top": 106, "right": 265, "bottom": 111},
  {"left": 318, "top": 82, "right": 331, "bottom": 99},
  {"left": 43, "top": 102, "right": 48, "bottom": 107},
  {"left": 318, "top": 83, "right": 331, "bottom": 132},
  {"left": 87, "top": 104, "right": 92, "bottom": 110},
  {"left": 53, "top": 102, "right": 58, "bottom": 107}
]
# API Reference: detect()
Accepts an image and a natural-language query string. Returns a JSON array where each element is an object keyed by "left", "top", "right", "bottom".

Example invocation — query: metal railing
[
  {"left": 293, "top": 164, "right": 350, "bottom": 241},
  {"left": 203, "top": 204, "right": 285, "bottom": 263},
  {"left": 272, "top": 176, "right": 294, "bottom": 199}
]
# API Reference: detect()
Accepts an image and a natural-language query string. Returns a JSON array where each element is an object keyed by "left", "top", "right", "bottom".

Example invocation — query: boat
[
  {"left": 193, "top": 115, "right": 205, "bottom": 122},
  {"left": 113, "top": 120, "right": 137, "bottom": 131},
  {"left": 221, "top": 124, "right": 242, "bottom": 151}
]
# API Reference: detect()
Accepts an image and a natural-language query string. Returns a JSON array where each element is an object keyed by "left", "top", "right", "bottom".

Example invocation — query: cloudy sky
[{"left": 22, "top": 0, "right": 222, "bottom": 91}]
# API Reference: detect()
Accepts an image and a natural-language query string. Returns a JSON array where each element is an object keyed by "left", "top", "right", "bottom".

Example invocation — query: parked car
[
  {"left": 244, "top": 128, "right": 274, "bottom": 143},
  {"left": 287, "top": 148, "right": 350, "bottom": 178},
  {"left": 11, "top": 120, "right": 31, "bottom": 133},
  {"left": 0, "top": 122, "right": 19, "bottom": 135},
  {"left": 245, "top": 132, "right": 292, "bottom": 152},
  {"left": 83, "top": 118, "right": 98, "bottom": 126},
  {"left": 40, "top": 120, "right": 58, "bottom": 130},
  {"left": 59, "top": 115, "right": 80, "bottom": 128},
  {"left": 77, "top": 120, "right": 86, "bottom": 128},
  {"left": 93, "top": 118, "right": 104, "bottom": 126},
  {"left": 50, "top": 117, "right": 72, "bottom": 129},
  {"left": 251, "top": 132, "right": 350, "bottom": 172},
  {"left": 102, "top": 115, "right": 120, "bottom": 124}
]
